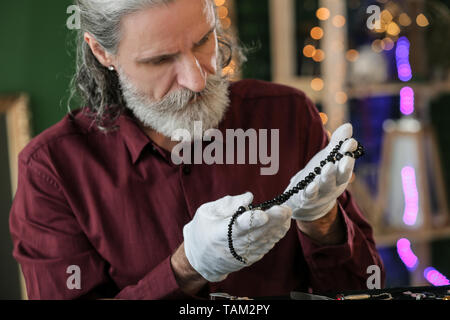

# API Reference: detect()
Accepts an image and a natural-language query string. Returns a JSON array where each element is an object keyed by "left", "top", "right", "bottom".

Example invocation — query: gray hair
[{"left": 68, "top": 0, "right": 246, "bottom": 131}]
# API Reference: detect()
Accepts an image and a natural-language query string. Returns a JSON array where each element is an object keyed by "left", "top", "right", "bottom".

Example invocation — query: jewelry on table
[{"left": 227, "top": 140, "right": 365, "bottom": 264}]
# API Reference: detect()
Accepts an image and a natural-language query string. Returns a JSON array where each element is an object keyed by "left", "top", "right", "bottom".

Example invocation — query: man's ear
[{"left": 84, "top": 32, "right": 116, "bottom": 69}]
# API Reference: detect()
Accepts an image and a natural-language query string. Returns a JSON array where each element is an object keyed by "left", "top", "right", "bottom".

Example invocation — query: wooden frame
[
  {"left": 0, "top": 94, "right": 32, "bottom": 300},
  {"left": 377, "top": 124, "right": 449, "bottom": 236},
  {"left": 376, "top": 122, "right": 450, "bottom": 286}
]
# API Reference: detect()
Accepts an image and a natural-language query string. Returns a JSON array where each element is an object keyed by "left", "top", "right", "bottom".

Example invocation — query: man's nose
[{"left": 176, "top": 53, "right": 207, "bottom": 93}]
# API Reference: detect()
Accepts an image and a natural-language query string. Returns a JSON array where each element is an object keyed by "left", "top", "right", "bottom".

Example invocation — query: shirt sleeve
[
  {"left": 296, "top": 191, "right": 386, "bottom": 293},
  {"left": 9, "top": 154, "right": 197, "bottom": 300},
  {"left": 294, "top": 96, "right": 386, "bottom": 293}
]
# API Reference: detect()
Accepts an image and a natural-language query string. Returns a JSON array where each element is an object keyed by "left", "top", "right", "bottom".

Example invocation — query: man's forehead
[{"left": 119, "top": 0, "right": 215, "bottom": 55}]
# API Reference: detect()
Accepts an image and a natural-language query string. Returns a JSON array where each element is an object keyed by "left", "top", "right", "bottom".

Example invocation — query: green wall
[
  {"left": 0, "top": 0, "right": 77, "bottom": 136},
  {"left": 235, "top": 0, "right": 272, "bottom": 81},
  {"left": 0, "top": 0, "right": 77, "bottom": 299}
]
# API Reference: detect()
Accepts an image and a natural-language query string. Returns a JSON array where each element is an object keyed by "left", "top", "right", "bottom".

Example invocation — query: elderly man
[{"left": 9, "top": 0, "right": 384, "bottom": 299}]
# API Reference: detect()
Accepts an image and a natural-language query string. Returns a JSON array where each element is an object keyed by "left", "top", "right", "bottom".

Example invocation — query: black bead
[
  {"left": 336, "top": 153, "right": 343, "bottom": 161},
  {"left": 237, "top": 206, "right": 246, "bottom": 214},
  {"left": 320, "top": 160, "right": 327, "bottom": 167},
  {"left": 345, "top": 152, "right": 352, "bottom": 157},
  {"left": 327, "top": 155, "right": 334, "bottom": 162},
  {"left": 314, "top": 167, "right": 321, "bottom": 174}
]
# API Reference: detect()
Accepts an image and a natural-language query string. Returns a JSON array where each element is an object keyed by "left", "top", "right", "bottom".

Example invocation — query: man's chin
[{"left": 189, "top": 93, "right": 203, "bottom": 104}]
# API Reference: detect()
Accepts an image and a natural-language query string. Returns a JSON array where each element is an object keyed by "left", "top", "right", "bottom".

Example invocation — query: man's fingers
[
  {"left": 340, "top": 138, "right": 358, "bottom": 154},
  {"left": 244, "top": 205, "right": 292, "bottom": 241},
  {"left": 265, "top": 204, "right": 292, "bottom": 222},
  {"left": 235, "top": 209, "right": 268, "bottom": 232},
  {"left": 304, "top": 180, "right": 319, "bottom": 199},
  {"left": 337, "top": 156, "right": 355, "bottom": 185},
  {"left": 330, "top": 123, "right": 353, "bottom": 146},
  {"left": 319, "top": 162, "right": 337, "bottom": 193},
  {"left": 214, "top": 192, "right": 254, "bottom": 217}
]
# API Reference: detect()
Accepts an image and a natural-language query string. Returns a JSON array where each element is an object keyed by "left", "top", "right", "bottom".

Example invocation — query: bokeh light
[
  {"left": 416, "top": 14, "right": 430, "bottom": 27},
  {"left": 310, "top": 26, "right": 324, "bottom": 40},
  {"left": 400, "top": 87, "right": 415, "bottom": 116},
  {"left": 332, "top": 15, "right": 346, "bottom": 28},
  {"left": 303, "top": 45, "right": 316, "bottom": 58},
  {"left": 316, "top": 7, "right": 330, "bottom": 21},
  {"left": 311, "top": 78, "right": 324, "bottom": 91},
  {"left": 397, "top": 238, "right": 419, "bottom": 270},
  {"left": 312, "top": 49, "right": 325, "bottom": 62},
  {"left": 346, "top": 49, "right": 359, "bottom": 62}
]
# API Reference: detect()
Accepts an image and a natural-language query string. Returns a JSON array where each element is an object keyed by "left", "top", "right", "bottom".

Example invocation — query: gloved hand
[
  {"left": 183, "top": 192, "right": 292, "bottom": 282},
  {"left": 284, "top": 123, "right": 358, "bottom": 221}
]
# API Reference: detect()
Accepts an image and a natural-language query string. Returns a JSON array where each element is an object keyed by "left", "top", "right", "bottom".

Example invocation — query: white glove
[
  {"left": 284, "top": 123, "right": 358, "bottom": 221},
  {"left": 183, "top": 192, "right": 292, "bottom": 282}
]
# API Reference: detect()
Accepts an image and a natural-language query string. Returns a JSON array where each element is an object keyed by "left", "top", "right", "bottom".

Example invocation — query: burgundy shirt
[{"left": 9, "top": 79, "right": 384, "bottom": 300}]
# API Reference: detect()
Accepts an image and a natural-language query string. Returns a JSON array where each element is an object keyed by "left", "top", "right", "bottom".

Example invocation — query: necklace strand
[{"left": 228, "top": 140, "right": 365, "bottom": 264}]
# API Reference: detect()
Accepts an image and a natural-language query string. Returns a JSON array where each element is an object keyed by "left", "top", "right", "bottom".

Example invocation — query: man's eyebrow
[
  {"left": 136, "top": 27, "right": 216, "bottom": 64},
  {"left": 194, "top": 26, "right": 216, "bottom": 46},
  {"left": 136, "top": 52, "right": 179, "bottom": 64}
]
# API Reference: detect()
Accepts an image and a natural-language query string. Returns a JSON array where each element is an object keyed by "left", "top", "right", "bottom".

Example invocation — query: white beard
[{"left": 118, "top": 68, "right": 230, "bottom": 139}]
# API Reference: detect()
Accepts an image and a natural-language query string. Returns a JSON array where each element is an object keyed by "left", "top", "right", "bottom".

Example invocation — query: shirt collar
[
  {"left": 118, "top": 110, "right": 155, "bottom": 165},
  {"left": 117, "top": 109, "right": 230, "bottom": 165}
]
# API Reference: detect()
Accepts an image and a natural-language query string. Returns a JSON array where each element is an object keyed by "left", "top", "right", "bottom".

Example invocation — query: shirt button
[{"left": 182, "top": 165, "right": 191, "bottom": 175}]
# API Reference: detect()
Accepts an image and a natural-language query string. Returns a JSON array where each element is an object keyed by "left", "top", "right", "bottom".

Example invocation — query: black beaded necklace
[{"left": 228, "top": 140, "right": 365, "bottom": 263}]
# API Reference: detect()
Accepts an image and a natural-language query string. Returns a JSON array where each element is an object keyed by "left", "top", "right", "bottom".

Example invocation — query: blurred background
[{"left": 0, "top": 0, "right": 449, "bottom": 299}]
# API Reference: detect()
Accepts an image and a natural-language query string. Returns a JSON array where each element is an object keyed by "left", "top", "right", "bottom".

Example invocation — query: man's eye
[
  {"left": 152, "top": 57, "right": 172, "bottom": 65},
  {"left": 197, "top": 35, "right": 211, "bottom": 47}
]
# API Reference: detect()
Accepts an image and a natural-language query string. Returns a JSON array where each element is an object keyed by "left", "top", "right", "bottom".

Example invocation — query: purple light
[
  {"left": 401, "top": 166, "right": 419, "bottom": 225},
  {"left": 396, "top": 37, "right": 410, "bottom": 49},
  {"left": 396, "top": 238, "right": 418, "bottom": 270},
  {"left": 424, "top": 267, "right": 450, "bottom": 286},
  {"left": 396, "top": 46, "right": 410, "bottom": 59},
  {"left": 396, "top": 37, "right": 412, "bottom": 82},
  {"left": 398, "top": 65, "right": 413, "bottom": 82},
  {"left": 400, "top": 86, "right": 415, "bottom": 116}
]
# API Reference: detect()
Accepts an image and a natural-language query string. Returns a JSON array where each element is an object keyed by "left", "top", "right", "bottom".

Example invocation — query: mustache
[
  {"left": 141, "top": 73, "right": 227, "bottom": 112},
  {"left": 118, "top": 66, "right": 229, "bottom": 113}
]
